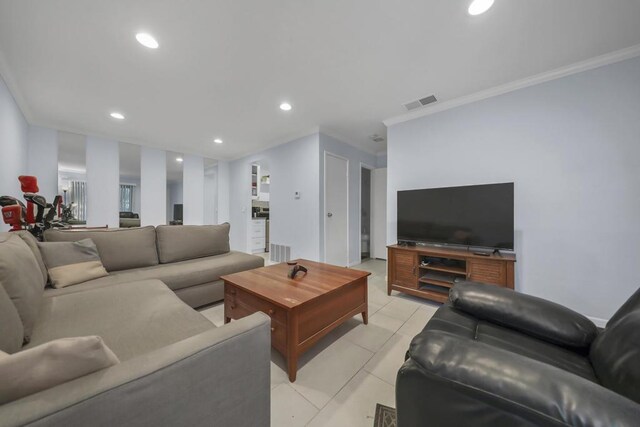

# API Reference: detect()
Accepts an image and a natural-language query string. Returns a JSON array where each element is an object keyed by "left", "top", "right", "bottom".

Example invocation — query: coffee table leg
[
  {"left": 362, "top": 309, "right": 368, "bottom": 325},
  {"left": 224, "top": 316, "right": 231, "bottom": 324},
  {"left": 287, "top": 310, "right": 299, "bottom": 382},
  {"left": 287, "top": 356, "right": 298, "bottom": 382}
]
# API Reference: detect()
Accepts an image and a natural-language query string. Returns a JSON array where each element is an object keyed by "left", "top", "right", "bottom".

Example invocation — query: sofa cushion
[
  {"left": 590, "top": 310, "right": 640, "bottom": 404},
  {"left": 45, "top": 251, "right": 264, "bottom": 296},
  {"left": 0, "top": 233, "right": 44, "bottom": 343},
  {"left": 0, "top": 336, "right": 119, "bottom": 404},
  {"left": 27, "top": 280, "right": 214, "bottom": 361},
  {"left": 44, "top": 226, "right": 159, "bottom": 272},
  {"left": 38, "top": 239, "right": 108, "bottom": 288},
  {"left": 0, "top": 284, "right": 24, "bottom": 354},
  {"left": 156, "top": 223, "right": 230, "bottom": 263},
  {"left": 15, "top": 231, "right": 48, "bottom": 285}
]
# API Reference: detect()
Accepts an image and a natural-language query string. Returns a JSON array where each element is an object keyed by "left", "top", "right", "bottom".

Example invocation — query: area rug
[{"left": 373, "top": 403, "right": 397, "bottom": 427}]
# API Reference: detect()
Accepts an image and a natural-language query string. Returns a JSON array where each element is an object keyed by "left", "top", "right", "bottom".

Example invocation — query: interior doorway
[
  {"left": 324, "top": 152, "right": 349, "bottom": 266},
  {"left": 360, "top": 166, "right": 372, "bottom": 260},
  {"left": 249, "top": 161, "right": 270, "bottom": 256}
]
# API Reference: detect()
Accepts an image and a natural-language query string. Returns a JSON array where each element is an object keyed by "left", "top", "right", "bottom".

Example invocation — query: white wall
[
  {"left": 387, "top": 56, "right": 640, "bottom": 321},
  {"left": 217, "top": 161, "right": 230, "bottom": 223},
  {"left": 319, "top": 133, "right": 377, "bottom": 266},
  {"left": 183, "top": 154, "right": 204, "bottom": 225},
  {"left": 140, "top": 147, "right": 167, "bottom": 226},
  {"left": 86, "top": 136, "right": 119, "bottom": 227},
  {"left": 0, "top": 74, "right": 29, "bottom": 230},
  {"left": 229, "top": 133, "right": 320, "bottom": 260},
  {"left": 27, "top": 126, "right": 58, "bottom": 201},
  {"left": 371, "top": 168, "right": 387, "bottom": 260}
]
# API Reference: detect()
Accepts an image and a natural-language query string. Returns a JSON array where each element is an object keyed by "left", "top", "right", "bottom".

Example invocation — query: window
[
  {"left": 120, "top": 184, "right": 135, "bottom": 212},
  {"left": 69, "top": 181, "right": 87, "bottom": 222}
]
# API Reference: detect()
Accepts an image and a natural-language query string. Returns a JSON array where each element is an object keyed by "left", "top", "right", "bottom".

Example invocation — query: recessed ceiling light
[
  {"left": 176, "top": 157, "right": 183, "bottom": 162},
  {"left": 279, "top": 102, "right": 292, "bottom": 111},
  {"left": 468, "top": 0, "right": 494, "bottom": 15},
  {"left": 110, "top": 112, "right": 125, "bottom": 120},
  {"left": 214, "top": 138, "right": 223, "bottom": 144},
  {"left": 135, "top": 32, "right": 159, "bottom": 49}
]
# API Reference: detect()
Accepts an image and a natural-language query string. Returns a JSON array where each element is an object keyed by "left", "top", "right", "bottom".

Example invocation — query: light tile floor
[{"left": 200, "top": 259, "right": 440, "bottom": 427}]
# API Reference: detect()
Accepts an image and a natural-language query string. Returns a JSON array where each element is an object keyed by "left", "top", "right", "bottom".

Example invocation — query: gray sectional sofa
[
  {"left": 0, "top": 225, "right": 270, "bottom": 427},
  {"left": 43, "top": 224, "right": 264, "bottom": 307}
]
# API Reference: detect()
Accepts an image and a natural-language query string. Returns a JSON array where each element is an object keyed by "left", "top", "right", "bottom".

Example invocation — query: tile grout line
[
  {"left": 303, "top": 314, "right": 413, "bottom": 424},
  {"left": 303, "top": 346, "right": 380, "bottom": 426}
]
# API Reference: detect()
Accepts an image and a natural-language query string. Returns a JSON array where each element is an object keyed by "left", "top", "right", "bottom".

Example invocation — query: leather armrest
[
  {"left": 399, "top": 330, "right": 640, "bottom": 426},
  {"left": 450, "top": 281, "right": 597, "bottom": 348}
]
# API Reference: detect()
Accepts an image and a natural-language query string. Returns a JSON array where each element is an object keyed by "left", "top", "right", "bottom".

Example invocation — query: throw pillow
[
  {"left": 38, "top": 239, "right": 109, "bottom": 288},
  {"left": 0, "top": 233, "right": 44, "bottom": 344},
  {"left": 0, "top": 336, "right": 119, "bottom": 404},
  {"left": 0, "top": 284, "right": 24, "bottom": 354}
]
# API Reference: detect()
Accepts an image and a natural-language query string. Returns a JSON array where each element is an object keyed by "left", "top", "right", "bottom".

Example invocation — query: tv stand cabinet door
[
  {"left": 468, "top": 259, "right": 507, "bottom": 287},
  {"left": 389, "top": 249, "right": 418, "bottom": 289}
]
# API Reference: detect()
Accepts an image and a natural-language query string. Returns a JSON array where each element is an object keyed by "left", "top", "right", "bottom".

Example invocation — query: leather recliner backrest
[
  {"left": 606, "top": 287, "right": 640, "bottom": 327},
  {"left": 590, "top": 287, "right": 640, "bottom": 404}
]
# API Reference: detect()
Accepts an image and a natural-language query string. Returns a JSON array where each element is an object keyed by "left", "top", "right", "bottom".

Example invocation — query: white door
[
  {"left": 371, "top": 168, "right": 387, "bottom": 259},
  {"left": 325, "top": 153, "right": 349, "bottom": 266}
]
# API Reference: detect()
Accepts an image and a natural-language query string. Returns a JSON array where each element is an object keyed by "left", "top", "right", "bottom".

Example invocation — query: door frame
[
  {"left": 358, "top": 162, "right": 375, "bottom": 263},
  {"left": 323, "top": 151, "right": 349, "bottom": 266}
]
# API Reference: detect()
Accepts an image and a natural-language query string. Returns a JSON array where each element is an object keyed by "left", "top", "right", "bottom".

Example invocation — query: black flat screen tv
[{"left": 397, "top": 183, "right": 514, "bottom": 250}]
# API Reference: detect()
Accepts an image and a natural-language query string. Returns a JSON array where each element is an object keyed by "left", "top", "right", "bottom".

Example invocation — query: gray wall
[
  {"left": 319, "top": 133, "right": 377, "bottom": 265},
  {"left": 0, "top": 75, "right": 28, "bottom": 231},
  {"left": 387, "top": 56, "right": 640, "bottom": 322}
]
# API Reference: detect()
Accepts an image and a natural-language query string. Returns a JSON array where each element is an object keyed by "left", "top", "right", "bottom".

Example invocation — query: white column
[
  {"left": 140, "top": 147, "right": 167, "bottom": 226},
  {"left": 217, "top": 160, "right": 230, "bottom": 223},
  {"left": 183, "top": 154, "right": 204, "bottom": 225},
  {"left": 86, "top": 137, "right": 119, "bottom": 228},
  {"left": 27, "top": 126, "right": 58, "bottom": 201}
]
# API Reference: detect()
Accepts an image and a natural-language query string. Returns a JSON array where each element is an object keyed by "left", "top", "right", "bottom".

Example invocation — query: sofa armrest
[
  {"left": 0, "top": 313, "right": 271, "bottom": 427},
  {"left": 397, "top": 330, "right": 640, "bottom": 427},
  {"left": 450, "top": 281, "right": 598, "bottom": 348}
]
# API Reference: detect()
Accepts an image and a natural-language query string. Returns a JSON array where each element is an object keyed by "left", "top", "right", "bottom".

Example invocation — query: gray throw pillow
[
  {"left": 0, "top": 336, "right": 119, "bottom": 404},
  {"left": 0, "top": 233, "right": 44, "bottom": 344},
  {"left": 0, "top": 284, "right": 24, "bottom": 354},
  {"left": 38, "top": 239, "right": 109, "bottom": 288}
]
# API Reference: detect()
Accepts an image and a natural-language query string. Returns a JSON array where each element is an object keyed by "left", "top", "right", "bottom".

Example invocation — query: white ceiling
[{"left": 1, "top": 1, "right": 640, "bottom": 160}]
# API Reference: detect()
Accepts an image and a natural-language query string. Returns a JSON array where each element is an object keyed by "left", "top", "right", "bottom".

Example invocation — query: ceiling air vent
[
  {"left": 403, "top": 94, "right": 438, "bottom": 111},
  {"left": 369, "top": 134, "right": 385, "bottom": 143}
]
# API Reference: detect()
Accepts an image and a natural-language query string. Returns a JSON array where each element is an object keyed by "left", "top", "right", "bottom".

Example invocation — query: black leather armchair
[{"left": 396, "top": 282, "right": 640, "bottom": 427}]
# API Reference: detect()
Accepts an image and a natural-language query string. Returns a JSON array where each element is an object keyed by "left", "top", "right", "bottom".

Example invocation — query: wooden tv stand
[{"left": 387, "top": 244, "right": 516, "bottom": 304}]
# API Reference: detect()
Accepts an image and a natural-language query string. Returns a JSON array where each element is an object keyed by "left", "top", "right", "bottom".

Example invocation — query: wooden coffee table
[{"left": 221, "top": 259, "right": 370, "bottom": 382}]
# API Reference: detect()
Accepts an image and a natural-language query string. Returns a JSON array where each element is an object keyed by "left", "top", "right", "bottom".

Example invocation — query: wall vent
[
  {"left": 270, "top": 244, "right": 291, "bottom": 263},
  {"left": 369, "top": 134, "right": 385, "bottom": 143},
  {"left": 403, "top": 94, "right": 438, "bottom": 111}
]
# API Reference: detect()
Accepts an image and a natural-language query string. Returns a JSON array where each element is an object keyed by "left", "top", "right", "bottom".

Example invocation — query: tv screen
[{"left": 397, "top": 183, "right": 514, "bottom": 250}]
